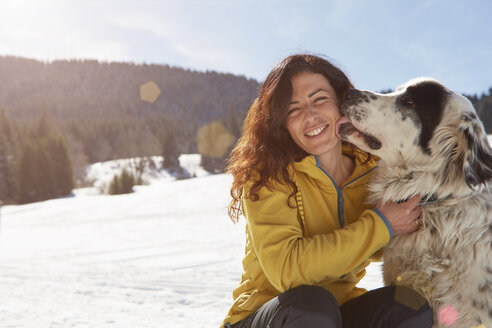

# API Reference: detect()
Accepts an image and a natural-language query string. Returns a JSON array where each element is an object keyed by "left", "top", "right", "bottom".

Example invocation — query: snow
[
  {"left": 0, "top": 156, "right": 383, "bottom": 328},
  {"left": 84, "top": 154, "right": 211, "bottom": 194}
]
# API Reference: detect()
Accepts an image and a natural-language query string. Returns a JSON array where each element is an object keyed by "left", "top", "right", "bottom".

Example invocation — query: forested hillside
[
  {"left": 465, "top": 90, "right": 492, "bottom": 133},
  {"left": 0, "top": 56, "right": 259, "bottom": 166},
  {"left": 0, "top": 56, "right": 259, "bottom": 203}
]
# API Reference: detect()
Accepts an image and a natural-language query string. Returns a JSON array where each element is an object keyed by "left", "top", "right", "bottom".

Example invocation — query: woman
[{"left": 222, "top": 54, "right": 432, "bottom": 328}]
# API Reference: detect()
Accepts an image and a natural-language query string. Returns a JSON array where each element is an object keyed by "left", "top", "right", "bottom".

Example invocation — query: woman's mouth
[{"left": 305, "top": 125, "right": 327, "bottom": 137}]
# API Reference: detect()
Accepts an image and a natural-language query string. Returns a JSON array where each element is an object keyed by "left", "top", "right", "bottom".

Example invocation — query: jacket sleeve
[{"left": 243, "top": 181, "right": 391, "bottom": 293}]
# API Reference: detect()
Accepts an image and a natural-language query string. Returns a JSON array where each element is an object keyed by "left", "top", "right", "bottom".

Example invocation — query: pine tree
[
  {"left": 35, "top": 141, "right": 56, "bottom": 199},
  {"left": 226, "top": 105, "right": 242, "bottom": 140},
  {"left": 0, "top": 136, "right": 8, "bottom": 199},
  {"left": 33, "top": 111, "right": 55, "bottom": 139},
  {"left": 14, "top": 112, "right": 74, "bottom": 203},
  {"left": 108, "top": 169, "right": 135, "bottom": 195},
  {"left": 478, "top": 95, "right": 492, "bottom": 133},
  {"left": 108, "top": 174, "right": 121, "bottom": 195},
  {"left": 50, "top": 137, "right": 74, "bottom": 196},
  {"left": 162, "top": 128, "right": 180, "bottom": 170},
  {"left": 16, "top": 141, "right": 37, "bottom": 203},
  {"left": 0, "top": 130, "right": 12, "bottom": 201},
  {"left": 0, "top": 110, "right": 18, "bottom": 202},
  {"left": 201, "top": 155, "right": 226, "bottom": 173},
  {"left": 119, "top": 169, "right": 135, "bottom": 194}
]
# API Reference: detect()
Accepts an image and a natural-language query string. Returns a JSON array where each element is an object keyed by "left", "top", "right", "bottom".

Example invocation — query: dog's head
[{"left": 337, "top": 77, "right": 492, "bottom": 190}]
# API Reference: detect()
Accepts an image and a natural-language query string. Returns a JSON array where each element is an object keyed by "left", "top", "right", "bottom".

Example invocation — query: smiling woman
[{"left": 222, "top": 54, "right": 432, "bottom": 328}]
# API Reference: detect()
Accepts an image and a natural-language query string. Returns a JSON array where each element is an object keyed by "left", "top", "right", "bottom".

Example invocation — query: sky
[{"left": 0, "top": 0, "right": 491, "bottom": 95}]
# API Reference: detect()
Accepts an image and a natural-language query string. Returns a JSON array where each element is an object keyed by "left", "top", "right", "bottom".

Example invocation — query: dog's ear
[{"left": 460, "top": 111, "right": 492, "bottom": 189}]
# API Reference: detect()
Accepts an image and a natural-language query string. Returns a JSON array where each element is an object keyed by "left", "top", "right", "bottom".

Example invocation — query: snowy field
[{"left": 0, "top": 159, "right": 384, "bottom": 328}]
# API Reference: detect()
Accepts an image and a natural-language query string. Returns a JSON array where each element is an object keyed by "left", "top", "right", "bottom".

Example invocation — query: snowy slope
[
  {"left": 0, "top": 161, "right": 383, "bottom": 327},
  {"left": 84, "top": 154, "right": 211, "bottom": 194}
]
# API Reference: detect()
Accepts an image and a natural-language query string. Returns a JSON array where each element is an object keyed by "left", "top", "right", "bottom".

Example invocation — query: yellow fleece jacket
[{"left": 222, "top": 145, "right": 392, "bottom": 327}]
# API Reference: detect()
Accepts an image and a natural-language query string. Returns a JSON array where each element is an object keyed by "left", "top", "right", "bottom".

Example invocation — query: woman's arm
[{"left": 243, "top": 182, "right": 391, "bottom": 292}]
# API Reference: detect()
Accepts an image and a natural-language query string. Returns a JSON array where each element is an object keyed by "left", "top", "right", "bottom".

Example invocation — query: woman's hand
[{"left": 376, "top": 195, "right": 422, "bottom": 236}]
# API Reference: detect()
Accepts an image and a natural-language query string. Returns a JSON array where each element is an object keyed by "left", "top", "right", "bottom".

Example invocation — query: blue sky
[{"left": 0, "top": 0, "right": 490, "bottom": 94}]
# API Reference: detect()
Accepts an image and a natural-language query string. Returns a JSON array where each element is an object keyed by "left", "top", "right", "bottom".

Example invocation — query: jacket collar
[{"left": 292, "top": 143, "right": 377, "bottom": 186}]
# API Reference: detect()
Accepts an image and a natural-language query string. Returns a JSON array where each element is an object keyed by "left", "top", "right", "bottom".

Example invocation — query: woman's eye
[
  {"left": 288, "top": 108, "right": 300, "bottom": 115},
  {"left": 314, "top": 97, "right": 328, "bottom": 103}
]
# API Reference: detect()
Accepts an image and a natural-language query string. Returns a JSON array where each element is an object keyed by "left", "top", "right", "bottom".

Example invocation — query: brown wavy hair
[{"left": 226, "top": 54, "right": 354, "bottom": 222}]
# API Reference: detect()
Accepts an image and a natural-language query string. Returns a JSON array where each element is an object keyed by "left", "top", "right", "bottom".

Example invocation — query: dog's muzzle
[
  {"left": 336, "top": 116, "right": 382, "bottom": 150},
  {"left": 337, "top": 89, "right": 382, "bottom": 150}
]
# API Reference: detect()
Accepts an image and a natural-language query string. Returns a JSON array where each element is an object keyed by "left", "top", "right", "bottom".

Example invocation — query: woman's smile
[{"left": 305, "top": 124, "right": 328, "bottom": 137}]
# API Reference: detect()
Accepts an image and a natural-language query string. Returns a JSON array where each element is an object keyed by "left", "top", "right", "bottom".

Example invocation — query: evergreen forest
[{"left": 0, "top": 56, "right": 259, "bottom": 203}]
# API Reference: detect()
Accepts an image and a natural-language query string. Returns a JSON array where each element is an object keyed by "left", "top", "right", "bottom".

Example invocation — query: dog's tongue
[
  {"left": 335, "top": 116, "right": 382, "bottom": 149},
  {"left": 335, "top": 116, "right": 351, "bottom": 139}
]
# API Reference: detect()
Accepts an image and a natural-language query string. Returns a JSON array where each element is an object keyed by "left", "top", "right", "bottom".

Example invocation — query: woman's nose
[{"left": 304, "top": 104, "right": 319, "bottom": 121}]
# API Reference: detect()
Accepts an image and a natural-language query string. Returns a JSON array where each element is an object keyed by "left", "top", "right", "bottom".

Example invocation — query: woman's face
[{"left": 285, "top": 71, "right": 342, "bottom": 156}]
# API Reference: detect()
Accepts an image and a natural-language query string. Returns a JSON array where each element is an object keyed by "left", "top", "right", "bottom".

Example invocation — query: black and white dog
[{"left": 337, "top": 78, "right": 492, "bottom": 327}]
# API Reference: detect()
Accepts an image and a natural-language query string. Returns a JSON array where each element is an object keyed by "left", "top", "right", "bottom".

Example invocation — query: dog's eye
[{"left": 401, "top": 97, "right": 414, "bottom": 107}]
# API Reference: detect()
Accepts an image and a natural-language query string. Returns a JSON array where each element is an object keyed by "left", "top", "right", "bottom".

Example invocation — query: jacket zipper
[{"left": 315, "top": 156, "right": 377, "bottom": 228}]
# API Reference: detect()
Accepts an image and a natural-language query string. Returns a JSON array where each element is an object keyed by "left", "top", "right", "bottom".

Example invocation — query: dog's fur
[{"left": 338, "top": 78, "right": 492, "bottom": 327}]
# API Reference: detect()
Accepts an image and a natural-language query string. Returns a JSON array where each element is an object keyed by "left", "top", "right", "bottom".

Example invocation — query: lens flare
[
  {"left": 437, "top": 305, "right": 459, "bottom": 326},
  {"left": 140, "top": 81, "right": 161, "bottom": 103}
]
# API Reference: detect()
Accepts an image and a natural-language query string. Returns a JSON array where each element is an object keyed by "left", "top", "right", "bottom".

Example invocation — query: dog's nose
[{"left": 344, "top": 88, "right": 363, "bottom": 100}]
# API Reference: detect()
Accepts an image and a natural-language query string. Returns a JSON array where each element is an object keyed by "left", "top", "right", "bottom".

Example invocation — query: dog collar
[
  {"left": 396, "top": 193, "right": 450, "bottom": 206},
  {"left": 418, "top": 194, "right": 441, "bottom": 206}
]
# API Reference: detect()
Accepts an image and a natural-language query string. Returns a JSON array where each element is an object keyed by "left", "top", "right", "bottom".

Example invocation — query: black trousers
[{"left": 230, "top": 285, "right": 433, "bottom": 328}]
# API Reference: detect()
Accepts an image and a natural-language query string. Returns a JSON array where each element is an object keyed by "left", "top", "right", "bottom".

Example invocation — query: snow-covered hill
[
  {"left": 0, "top": 155, "right": 384, "bottom": 328},
  {"left": 83, "top": 154, "right": 211, "bottom": 194}
]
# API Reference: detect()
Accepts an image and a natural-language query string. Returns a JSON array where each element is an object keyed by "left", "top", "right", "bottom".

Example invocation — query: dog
[{"left": 337, "top": 77, "right": 492, "bottom": 327}]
